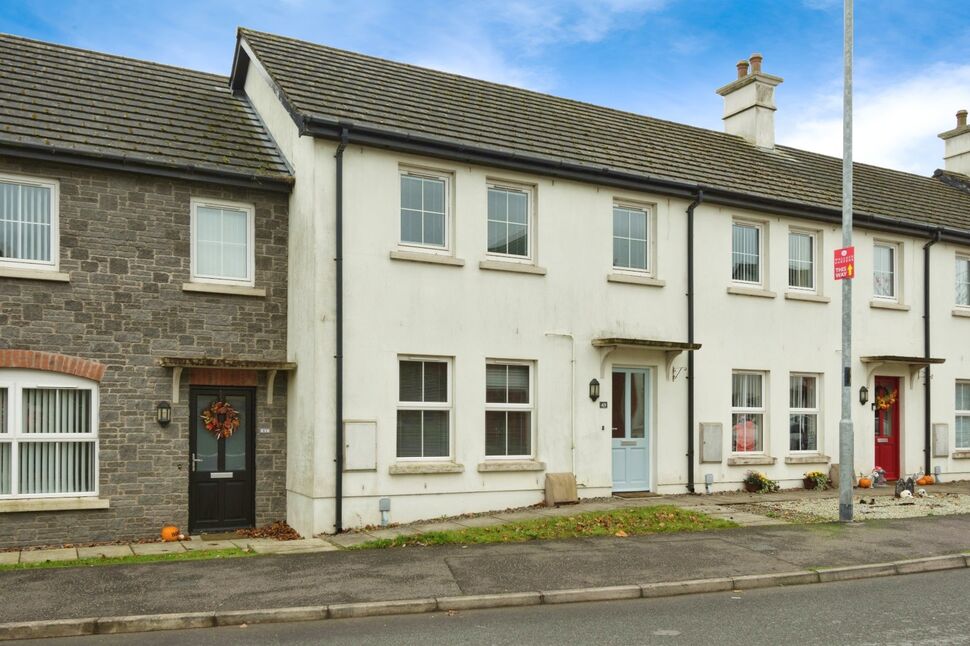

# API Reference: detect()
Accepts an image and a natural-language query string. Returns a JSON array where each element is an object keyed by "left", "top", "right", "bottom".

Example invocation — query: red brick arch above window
[{"left": 0, "top": 350, "right": 106, "bottom": 382}]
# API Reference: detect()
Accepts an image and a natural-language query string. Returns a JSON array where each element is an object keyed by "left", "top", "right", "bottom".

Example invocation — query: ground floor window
[
  {"left": 485, "top": 361, "right": 534, "bottom": 457},
  {"left": 732, "top": 371, "right": 765, "bottom": 452},
  {"left": 396, "top": 358, "right": 451, "bottom": 458},
  {"left": 957, "top": 381, "right": 970, "bottom": 450},
  {"left": 0, "top": 371, "right": 98, "bottom": 497},
  {"left": 789, "top": 374, "right": 819, "bottom": 452}
]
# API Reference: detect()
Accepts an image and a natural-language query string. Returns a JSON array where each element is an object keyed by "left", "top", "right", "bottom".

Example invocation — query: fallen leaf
[{"left": 615, "top": 530, "right": 628, "bottom": 537}]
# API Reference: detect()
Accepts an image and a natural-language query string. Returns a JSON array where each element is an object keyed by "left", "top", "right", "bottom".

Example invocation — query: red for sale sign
[{"left": 834, "top": 246, "right": 855, "bottom": 280}]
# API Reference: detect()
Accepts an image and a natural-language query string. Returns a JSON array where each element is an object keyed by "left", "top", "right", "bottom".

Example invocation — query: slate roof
[
  {"left": 0, "top": 33, "right": 291, "bottom": 187},
  {"left": 239, "top": 28, "right": 970, "bottom": 233}
]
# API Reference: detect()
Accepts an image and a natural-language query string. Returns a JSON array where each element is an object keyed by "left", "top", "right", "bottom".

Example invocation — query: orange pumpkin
[
  {"left": 160, "top": 524, "right": 181, "bottom": 542},
  {"left": 923, "top": 475, "right": 935, "bottom": 485},
  {"left": 916, "top": 476, "right": 929, "bottom": 486},
  {"left": 858, "top": 477, "right": 872, "bottom": 488}
]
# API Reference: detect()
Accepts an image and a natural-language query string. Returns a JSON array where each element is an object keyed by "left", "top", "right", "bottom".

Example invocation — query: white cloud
[{"left": 780, "top": 62, "right": 970, "bottom": 174}]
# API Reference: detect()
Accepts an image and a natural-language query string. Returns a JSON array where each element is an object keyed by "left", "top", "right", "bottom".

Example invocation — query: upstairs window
[
  {"left": 487, "top": 184, "right": 531, "bottom": 259},
  {"left": 732, "top": 222, "right": 762, "bottom": 285},
  {"left": 191, "top": 199, "right": 255, "bottom": 286},
  {"left": 613, "top": 204, "right": 650, "bottom": 272},
  {"left": 0, "top": 371, "right": 98, "bottom": 498},
  {"left": 0, "top": 174, "right": 58, "bottom": 271},
  {"left": 956, "top": 255, "right": 970, "bottom": 307},
  {"left": 788, "top": 231, "right": 816, "bottom": 291},
  {"left": 400, "top": 172, "right": 447, "bottom": 249},
  {"left": 873, "top": 242, "right": 897, "bottom": 300}
]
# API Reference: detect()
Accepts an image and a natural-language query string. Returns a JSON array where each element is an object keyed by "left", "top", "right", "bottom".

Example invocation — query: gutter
[
  {"left": 685, "top": 191, "right": 704, "bottom": 494},
  {"left": 923, "top": 229, "right": 942, "bottom": 476},
  {"left": 0, "top": 141, "right": 293, "bottom": 194},
  {"left": 334, "top": 128, "right": 349, "bottom": 533}
]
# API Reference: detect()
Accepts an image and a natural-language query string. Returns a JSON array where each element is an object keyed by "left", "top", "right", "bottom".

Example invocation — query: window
[
  {"left": 788, "top": 231, "right": 816, "bottom": 291},
  {"left": 191, "top": 199, "right": 255, "bottom": 286},
  {"left": 789, "top": 374, "right": 819, "bottom": 452},
  {"left": 613, "top": 204, "right": 650, "bottom": 272},
  {"left": 485, "top": 362, "right": 533, "bottom": 457},
  {"left": 0, "top": 371, "right": 98, "bottom": 498},
  {"left": 487, "top": 184, "right": 531, "bottom": 259},
  {"left": 400, "top": 171, "right": 447, "bottom": 249},
  {"left": 956, "top": 256, "right": 970, "bottom": 307},
  {"left": 957, "top": 382, "right": 970, "bottom": 450},
  {"left": 0, "top": 174, "right": 59, "bottom": 270},
  {"left": 873, "top": 242, "right": 897, "bottom": 300},
  {"left": 396, "top": 359, "right": 450, "bottom": 458},
  {"left": 732, "top": 222, "right": 762, "bottom": 285},
  {"left": 731, "top": 371, "right": 764, "bottom": 453}
]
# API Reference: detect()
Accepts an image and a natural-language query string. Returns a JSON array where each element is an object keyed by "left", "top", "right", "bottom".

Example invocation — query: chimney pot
[
  {"left": 736, "top": 60, "right": 749, "bottom": 79},
  {"left": 958, "top": 110, "right": 968, "bottom": 128},
  {"left": 749, "top": 53, "right": 763, "bottom": 74}
]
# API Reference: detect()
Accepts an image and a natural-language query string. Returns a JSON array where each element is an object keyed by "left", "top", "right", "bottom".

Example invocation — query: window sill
[
  {"left": 951, "top": 451, "right": 970, "bottom": 460},
  {"left": 607, "top": 273, "right": 665, "bottom": 288},
  {"left": 784, "top": 454, "right": 831, "bottom": 465},
  {"left": 784, "top": 291, "right": 830, "bottom": 304},
  {"left": 182, "top": 282, "right": 266, "bottom": 298},
  {"left": 727, "top": 455, "right": 777, "bottom": 466},
  {"left": 870, "top": 299, "right": 909, "bottom": 311},
  {"left": 726, "top": 286, "right": 776, "bottom": 299},
  {"left": 389, "top": 250, "right": 465, "bottom": 267},
  {"left": 952, "top": 308, "right": 970, "bottom": 319},
  {"left": 0, "top": 267, "right": 70, "bottom": 282},
  {"left": 479, "top": 260, "right": 547, "bottom": 275},
  {"left": 0, "top": 497, "right": 109, "bottom": 513},
  {"left": 389, "top": 462, "right": 464, "bottom": 475},
  {"left": 477, "top": 460, "right": 546, "bottom": 473}
]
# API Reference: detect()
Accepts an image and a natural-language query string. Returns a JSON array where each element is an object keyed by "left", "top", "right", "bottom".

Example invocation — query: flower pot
[
  {"left": 803, "top": 477, "right": 815, "bottom": 490},
  {"left": 744, "top": 482, "right": 760, "bottom": 493}
]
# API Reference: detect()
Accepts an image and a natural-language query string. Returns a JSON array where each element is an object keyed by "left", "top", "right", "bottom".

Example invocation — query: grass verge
[
  {"left": 0, "top": 547, "right": 253, "bottom": 572},
  {"left": 351, "top": 505, "right": 737, "bottom": 549}
]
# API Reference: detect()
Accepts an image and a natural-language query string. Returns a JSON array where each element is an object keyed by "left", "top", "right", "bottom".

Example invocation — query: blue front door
[{"left": 611, "top": 369, "right": 650, "bottom": 492}]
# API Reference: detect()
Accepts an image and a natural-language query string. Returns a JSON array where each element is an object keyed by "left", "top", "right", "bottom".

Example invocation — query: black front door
[{"left": 189, "top": 387, "right": 256, "bottom": 533}]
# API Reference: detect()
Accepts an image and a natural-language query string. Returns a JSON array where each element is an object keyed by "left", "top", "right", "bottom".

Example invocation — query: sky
[{"left": 2, "top": 0, "right": 969, "bottom": 176}]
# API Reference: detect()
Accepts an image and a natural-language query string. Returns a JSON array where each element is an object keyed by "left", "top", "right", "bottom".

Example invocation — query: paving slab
[
  {"left": 492, "top": 510, "right": 546, "bottom": 522},
  {"left": 181, "top": 540, "right": 239, "bottom": 552},
  {"left": 367, "top": 527, "right": 420, "bottom": 540},
  {"left": 77, "top": 545, "right": 134, "bottom": 559},
  {"left": 323, "top": 533, "right": 375, "bottom": 548},
  {"left": 408, "top": 521, "right": 468, "bottom": 534},
  {"left": 0, "top": 552, "right": 19, "bottom": 565},
  {"left": 250, "top": 539, "right": 338, "bottom": 554},
  {"left": 130, "top": 542, "right": 186, "bottom": 556},
  {"left": 19, "top": 548, "right": 77, "bottom": 563},
  {"left": 451, "top": 515, "right": 505, "bottom": 527}
]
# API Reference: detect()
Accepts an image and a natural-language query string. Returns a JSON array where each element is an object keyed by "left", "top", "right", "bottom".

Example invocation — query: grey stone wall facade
[{"left": 0, "top": 157, "right": 289, "bottom": 548}]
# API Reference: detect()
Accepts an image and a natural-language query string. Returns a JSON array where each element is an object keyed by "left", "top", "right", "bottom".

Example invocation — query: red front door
[{"left": 874, "top": 376, "right": 901, "bottom": 480}]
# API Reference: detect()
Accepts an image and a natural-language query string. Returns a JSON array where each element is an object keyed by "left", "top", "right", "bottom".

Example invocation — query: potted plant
[
  {"left": 743, "top": 471, "right": 779, "bottom": 494},
  {"left": 803, "top": 470, "right": 828, "bottom": 490}
]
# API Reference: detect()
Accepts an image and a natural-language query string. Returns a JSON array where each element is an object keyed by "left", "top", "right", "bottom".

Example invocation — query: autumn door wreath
[{"left": 200, "top": 400, "right": 240, "bottom": 440}]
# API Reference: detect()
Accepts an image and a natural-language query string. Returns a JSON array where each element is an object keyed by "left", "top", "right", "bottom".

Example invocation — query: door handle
[{"left": 190, "top": 453, "right": 204, "bottom": 472}]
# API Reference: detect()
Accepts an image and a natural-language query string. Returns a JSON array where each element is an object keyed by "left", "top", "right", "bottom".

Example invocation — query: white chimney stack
[
  {"left": 939, "top": 109, "right": 970, "bottom": 176},
  {"left": 716, "top": 53, "right": 783, "bottom": 149}
]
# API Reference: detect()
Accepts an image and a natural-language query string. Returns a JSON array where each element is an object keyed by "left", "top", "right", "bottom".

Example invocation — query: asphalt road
[{"left": 18, "top": 568, "right": 970, "bottom": 646}]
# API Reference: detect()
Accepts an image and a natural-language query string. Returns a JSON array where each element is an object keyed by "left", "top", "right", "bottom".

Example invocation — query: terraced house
[
  {"left": 5, "top": 28, "right": 970, "bottom": 545},
  {"left": 0, "top": 35, "right": 292, "bottom": 547}
]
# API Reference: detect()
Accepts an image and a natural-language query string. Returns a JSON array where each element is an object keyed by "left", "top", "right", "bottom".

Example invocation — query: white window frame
[
  {"left": 731, "top": 370, "right": 766, "bottom": 454},
  {"left": 395, "top": 356, "right": 453, "bottom": 461},
  {"left": 612, "top": 200, "right": 655, "bottom": 276},
  {"left": 399, "top": 167, "right": 452, "bottom": 254},
  {"left": 956, "top": 381, "right": 970, "bottom": 450},
  {"left": 789, "top": 373, "right": 820, "bottom": 453},
  {"left": 787, "top": 229, "right": 817, "bottom": 293},
  {"left": 484, "top": 359, "right": 535, "bottom": 459},
  {"left": 873, "top": 241, "right": 899, "bottom": 302},
  {"left": 485, "top": 181, "right": 535, "bottom": 263},
  {"left": 0, "top": 370, "right": 99, "bottom": 499},
  {"left": 731, "top": 220, "right": 765, "bottom": 287},
  {"left": 190, "top": 198, "right": 256, "bottom": 287},
  {"left": 0, "top": 172, "right": 60, "bottom": 272},
  {"left": 956, "top": 254, "right": 970, "bottom": 309}
]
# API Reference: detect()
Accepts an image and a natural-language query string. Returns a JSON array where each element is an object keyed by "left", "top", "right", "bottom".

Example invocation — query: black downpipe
[
  {"left": 686, "top": 190, "right": 704, "bottom": 494},
  {"left": 923, "top": 230, "right": 942, "bottom": 476},
  {"left": 334, "top": 129, "right": 349, "bottom": 533}
]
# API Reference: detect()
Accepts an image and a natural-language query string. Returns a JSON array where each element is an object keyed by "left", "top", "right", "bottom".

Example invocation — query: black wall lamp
[
  {"left": 858, "top": 386, "right": 869, "bottom": 407},
  {"left": 589, "top": 378, "right": 600, "bottom": 402},
  {"left": 156, "top": 401, "right": 172, "bottom": 427}
]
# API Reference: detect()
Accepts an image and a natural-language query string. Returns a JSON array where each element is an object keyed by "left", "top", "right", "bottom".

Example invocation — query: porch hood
[
  {"left": 860, "top": 355, "right": 945, "bottom": 385},
  {"left": 591, "top": 337, "right": 701, "bottom": 380},
  {"left": 158, "top": 357, "right": 296, "bottom": 404}
]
